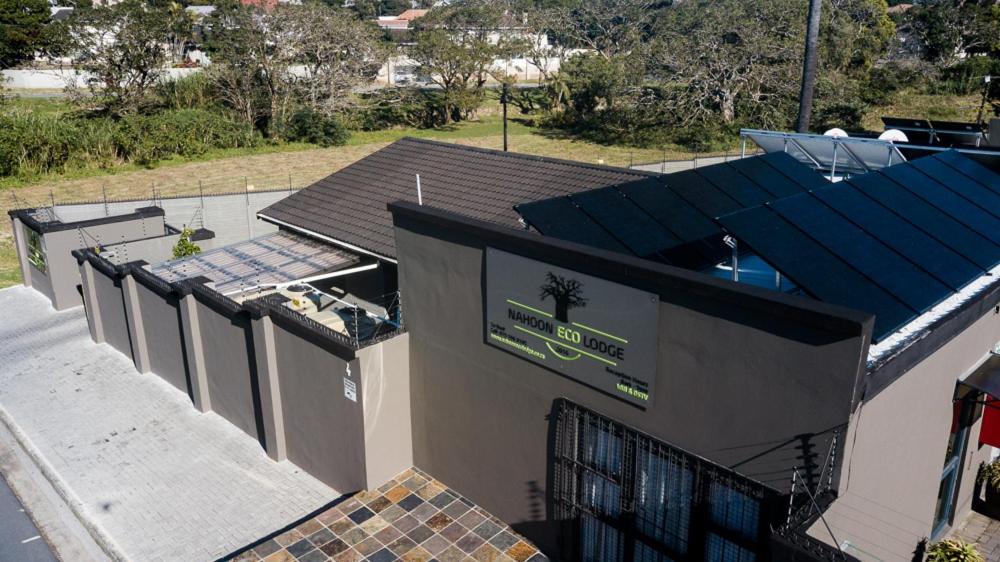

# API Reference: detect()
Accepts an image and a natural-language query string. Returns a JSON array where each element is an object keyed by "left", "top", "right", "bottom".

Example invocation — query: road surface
[{"left": 0, "top": 472, "right": 58, "bottom": 562}]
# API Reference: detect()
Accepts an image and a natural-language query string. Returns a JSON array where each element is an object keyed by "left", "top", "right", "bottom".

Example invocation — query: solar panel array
[
  {"left": 881, "top": 117, "right": 984, "bottom": 147},
  {"left": 717, "top": 150, "right": 1000, "bottom": 341},
  {"left": 742, "top": 129, "right": 907, "bottom": 175},
  {"left": 152, "top": 231, "right": 360, "bottom": 294},
  {"left": 515, "top": 152, "right": 827, "bottom": 264}
]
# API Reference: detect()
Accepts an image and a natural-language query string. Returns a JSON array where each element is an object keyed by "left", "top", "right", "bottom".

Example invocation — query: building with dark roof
[{"left": 10, "top": 138, "right": 1000, "bottom": 562}]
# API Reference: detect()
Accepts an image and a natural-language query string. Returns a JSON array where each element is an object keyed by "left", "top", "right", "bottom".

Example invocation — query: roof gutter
[{"left": 256, "top": 213, "right": 398, "bottom": 264}]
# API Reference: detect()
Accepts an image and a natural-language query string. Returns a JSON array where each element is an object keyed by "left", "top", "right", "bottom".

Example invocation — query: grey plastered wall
[
  {"left": 271, "top": 321, "right": 367, "bottom": 492},
  {"left": 11, "top": 217, "right": 33, "bottom": 289},
  {"left": 134, "top": 281, "right": 190, "bottom": 396},
  {"left": 359, "top": 333, "right": 413, "bottom": 490},
  {"left": 53, "top": 190, "right": 288, "bottom": 246},
  {"left": 90, "top": 264, "right": 132, "bottom": 361},
  {"left": 815, "top": 307, "right": 1000, "bottom": 561},
  {"left": 34, "top": 213, "right": 167, "bottom": 310},
  {"left": 194, "top": 297, "right": 261, "bottom": 441},
  {"left": 390, "top": 204, "right": 871, "bottom": 554},
  {"left": 102, "top": 231, "right": 216, "bottom": 266}
]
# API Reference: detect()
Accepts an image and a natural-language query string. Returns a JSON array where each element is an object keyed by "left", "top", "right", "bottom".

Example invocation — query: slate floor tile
[
  {"left": 287, "top": 538, "right": 316, "bottom": 558},
  {"left": 348, "top": 507, "right": 375, "bottom": 525},
  {"left": 367, "top": 548, "right": 397, "bottom": 562}
]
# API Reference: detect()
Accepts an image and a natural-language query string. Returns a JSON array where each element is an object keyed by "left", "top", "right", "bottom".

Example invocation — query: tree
[
  {"left": 172, "top": 228, "right": 202, "bottom": 259},
  {"left": 907, "top": 1, "right": 1000, "bottom": 64},
  {"left": 796, "top": 0, "right": 822, "bottom": 132},
  {"left": 206, "top": 2, "right": 385, "bottom": 135},
  {"left": 652, "top": 0, "right": 805, "bottom": 127},
  {"left": 539, "top": 273, "right": 586, "bottom": 322},
  {"left": 67, "top": 0, "right": 174, "bottom": 114},
  {"left": 546, "top": 0, "right": 660, "bottom": 59},
  {"left": 411, "top": 2, "right": 511, "bottom": 124},
  {"left": 204, "top": 3, "right": 293, "bottom": 134},
  {"left": 351, "top": 0, "right": 412, "bottom": 20},
  {"left": 280, "top": 4, "right": 387, "bottom": 115},
  {"left": 0, "top": 0, "right": 50, "bottom": 69}
]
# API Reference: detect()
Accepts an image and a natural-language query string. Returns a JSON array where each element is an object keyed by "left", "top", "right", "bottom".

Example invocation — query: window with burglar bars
[{"left": 552, "top": 399, "right": 782, "bottom": 562}]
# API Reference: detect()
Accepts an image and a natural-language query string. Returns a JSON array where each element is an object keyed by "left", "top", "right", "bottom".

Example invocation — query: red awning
[
  {"left": 981, "top": 397, "right": 1000, "bottom": 448},
  {"left": 961, "top": 355, "right": 1000, "bottom": 448}
]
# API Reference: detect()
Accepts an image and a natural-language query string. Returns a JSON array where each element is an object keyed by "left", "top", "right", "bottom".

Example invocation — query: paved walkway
[
  {"left": 951, "top": 511, "right": 1000, "bottom": 561},
  {"left": 0, "top": 285, "right": 338, "bottom": 561}
]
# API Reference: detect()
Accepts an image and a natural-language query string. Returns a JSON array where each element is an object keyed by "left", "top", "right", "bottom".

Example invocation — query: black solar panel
[
  {"left": 727, "top": 156, "right": 809, "bottom": 198},
  {"left": 756, "top": 151, "right": 831, "bottom": 191},
  {"left": 617, "top": 178, "right": 719, "bottom": 242},
  {"left": 812, "top": 183, "right": 982, "bottom": 291},
  {"left": 935, "top": 150, "right": 1000, "bottom": 196},
  {"left": 666, "top": 170, "right": 744, "bottom": 218},
  {"left": 770, "top": 194, "right": 951, "bottom": 313},
  {"left": 849, "top": 173, "right": 1000, "bottom": 270},
  {"left": 571, "top": 187, "right": 680, "bottom": 259},
  {"left": 718, "top": 205, "right": 915, "bottom": 338},
  {"left": 513, "top": 152, "right": 828, "bottom": 267},
  {"left": 695, "top": 163, "right": 774, "bottom": 207},
  {"left": 516, "top": 197, "right": 631, "bottom": 254},
  {"left": 881, "top": 165, "right": 1000, "bottom": 245},
  {"left": 909, "top": 156, "right": 1000, "bottom": 218}
]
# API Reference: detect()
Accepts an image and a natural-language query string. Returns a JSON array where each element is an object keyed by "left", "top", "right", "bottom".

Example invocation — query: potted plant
[
  {"left": 981, "top": 460, "right": 1000, "bottom": 505},
  {"left": 927, "top": 539, "right": 984, "bottom": 562}
]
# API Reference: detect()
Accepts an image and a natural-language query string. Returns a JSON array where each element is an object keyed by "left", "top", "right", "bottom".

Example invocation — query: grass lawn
[{"left": 860, "top": 91, "right": 983, "bottom": 131}]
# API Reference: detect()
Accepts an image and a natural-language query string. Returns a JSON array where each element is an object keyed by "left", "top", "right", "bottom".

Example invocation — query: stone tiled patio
[
  {"left": 951, "top": 511, "right": 1000, "bottom": 561},
  {"left": 228, "top": 468, "right": 548, "bottom": 562}
]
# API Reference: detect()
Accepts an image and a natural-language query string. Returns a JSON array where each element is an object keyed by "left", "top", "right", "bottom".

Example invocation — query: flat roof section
[{"left": 151, "top": 231, "right": 360, "bottom": 294}]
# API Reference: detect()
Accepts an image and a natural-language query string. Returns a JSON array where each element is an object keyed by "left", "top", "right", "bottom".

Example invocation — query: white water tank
[{"left": 878, "top": 129, "right": 909, "bottom": 143}]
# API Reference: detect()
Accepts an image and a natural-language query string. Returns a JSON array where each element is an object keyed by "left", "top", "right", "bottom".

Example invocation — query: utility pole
[
  {"left": 795, "top": 0, "right": 822, "bottom": 133},
  {"left": 501, "top": 82, "right": 510, "bottom": 152}
]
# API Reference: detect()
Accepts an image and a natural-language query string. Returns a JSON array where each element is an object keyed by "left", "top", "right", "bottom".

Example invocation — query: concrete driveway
[{"left": 0, "top": 286, "right": 339, "bottom": 561}]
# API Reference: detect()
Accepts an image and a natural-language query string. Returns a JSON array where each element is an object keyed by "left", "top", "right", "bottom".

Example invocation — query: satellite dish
[
  {"left": 823, "top": 128, "right": 849, "bottom": 138},
  {"left": 878, "top": 129, "right": 909, "bottom": 143}
]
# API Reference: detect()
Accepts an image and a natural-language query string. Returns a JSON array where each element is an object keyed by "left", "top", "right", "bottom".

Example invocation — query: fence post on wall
[
  {"left": 179, "top": 293, "right": 211, "bottom": 413},
  {"left": 122, "top": 270, "right": 152, "bottom": 374},
  {"left": 250, "top": 314, "right": 287, "bottom": 461}
]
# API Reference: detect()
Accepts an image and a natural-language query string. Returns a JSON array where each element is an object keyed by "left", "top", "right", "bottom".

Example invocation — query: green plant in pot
[
  {"left": 927, "top": 539, "right": 984, "bottom": 562},
  {"left": 981, "top": 460, "right": 1000, "bottom": 505}
]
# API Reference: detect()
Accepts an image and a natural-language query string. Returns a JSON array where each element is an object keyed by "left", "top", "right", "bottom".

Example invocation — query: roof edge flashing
[{"left": 389, "top": 200, "right": 875, "bottom": 341}]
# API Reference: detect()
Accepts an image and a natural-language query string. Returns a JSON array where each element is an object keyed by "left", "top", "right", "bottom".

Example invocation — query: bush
[
  {"left": 153, "top": 73, "right": 218, "bottom": 111},
  {"left": 938, "top": 57, "right": 1000, "bottom": 96},
  {"left": 172, "top": 228, "right": 202, "bottom": 259},
  {"left": 0, "top": 108, "right": 261, "bottom": 177},
  {"left": 114, "top": 109, "right": 259, "bottom": 165},
  {"left": 927, "top": 539, "right": 984, "bottom": 562},
  {"left": 286, "top": 109, "right": 350, "bottom": 147},
  {"left": 861, "top": 62, "right": 929, "bottom": 105}
]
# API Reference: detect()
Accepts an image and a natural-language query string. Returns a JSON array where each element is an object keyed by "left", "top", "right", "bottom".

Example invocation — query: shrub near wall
[{"left": 0, "top": 108, "right": 262, "bottom": 177}]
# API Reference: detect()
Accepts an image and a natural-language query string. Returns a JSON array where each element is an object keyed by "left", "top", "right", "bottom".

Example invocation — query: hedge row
[{"left": 0, "top": 109, "right": 261, "bottom": 178}]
